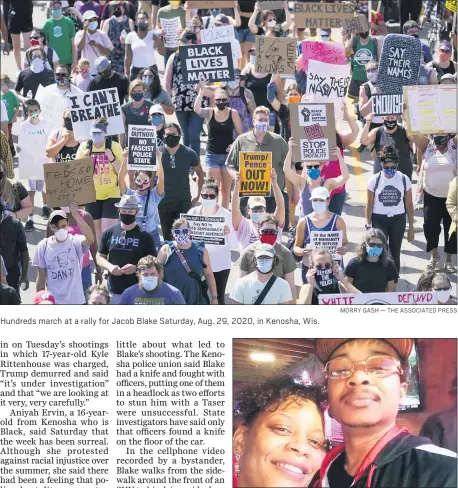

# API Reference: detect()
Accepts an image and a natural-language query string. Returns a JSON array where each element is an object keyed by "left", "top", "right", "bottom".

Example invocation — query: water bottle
[
  {"left": 26, "top": 90, "right": 33, "bottom": 100},
  {"left": 121, "top": 29, "right": 127, "bottom": 39}
]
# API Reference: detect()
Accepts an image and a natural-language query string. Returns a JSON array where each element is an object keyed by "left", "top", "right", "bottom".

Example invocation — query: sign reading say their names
[
  {"left": 341, "top": 14, "right": 370, "bottom": 34},
  {"left": 319, "top": 292, "right": 438, "bottom": 305},
  {"left": 255, "top": 36, "right": 296, "bottom": 74},
  {"left": 239, "top": 152, "right": 272, "bottom": 197},
  {"left": 180, "top": 43, "right": 234, "bottom": 83},
  {"left": 290, "top": 103, "right": 336, "bottom": 162},
  {"left": 44, "top": 158, "right": 96, "bottom": 208},
  {"left": 184, "top": 214, "right": 226, "bottom": 246},
  {"left": 128, "top": 125, "right": 157, "bottom": 171},
  {"left": 377, "top": 34, "right": 421, "bottom": 94},
  {"left": 294, "top": 2, "right": 355, "bottom": 29},
  {"left": 67, "top": 88, "right": 124, "bottom": 141},
  {"left": 373, "top": 93, "right": 404, "bottom": 116},
  {"left": 310, "top": 230, "right": 343, "bottom": 260}
]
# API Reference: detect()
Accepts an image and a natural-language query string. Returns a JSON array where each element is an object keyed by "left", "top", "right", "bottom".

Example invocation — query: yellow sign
[
  {"left": 239, "top": 152, "right": 272, "bottom": 197},
  {"left": 446, "top": 0, "right": 457, "bottom": 13}
]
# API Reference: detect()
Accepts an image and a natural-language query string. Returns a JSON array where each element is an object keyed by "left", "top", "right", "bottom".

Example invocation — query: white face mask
[
  {"left": 30, "top": 57, "right": 44, "bottom": 73},
  {"left": 61, "top": 207, "right": 70, "bottom": 214},
  {"left": 436, "top": 289, "right": 451, "bottom": 303},
  {"left": 367, "top": 72, "right": 378, "bottom": 83},
  {"left": 254, "top": 122, "right": 269, "bottom": 133},
  {"left": 267, "top": 20, "right": 276, "bottom": 28},
  {"left": 54, "top": 228, "right": 68, "bottom": 242},
  {"left": 312, "top": 201, "right": 327, "bottom": 214},
  {"left": 142, "top": 276, "right": 158, "bottom": 291},
  {"left": 250, "top": 212, "right": 265, "bottom": 223},
  {"left": 250, "top": 55, "right": 256, "bottom": 65},
  {"left": 202, "top": 198, "right": 217, "bottom": 209},
  {"left": 256, "top": 258, "right": 273, "bottom": 274}
]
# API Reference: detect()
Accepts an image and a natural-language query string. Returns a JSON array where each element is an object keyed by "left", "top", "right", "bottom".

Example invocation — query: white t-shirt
[
  {"left": 423, "top": 150, "right": 457, "bottom": 198},
  {"left": 230, "top": 272, "right": 292, "bottom": 304},
  {"left": 125, "top": 31, "right": 157, "bottom": 69},
  {"left": 33, "top": 235, "right": 86, "bottom": 305},
  {"left": 0, "top": 100, "right": 7, "bottom": 123},
  {"left": 367, "top": 171, "right": 411, "bottom": 216},
  {"left": 73, "top": 74, "right": 92, "bottom": 92},
  {"left": 18, "top": 119, "right": 51, "bottom": 180},
  {"left": 42, "top": 83, "right": 84, "bottom": 98},
  {"left": 187, "top": 205, "right": 236, "bottom": 272},
  {"left": 74, "top": 30, "right": 114, "bottom": 75}
]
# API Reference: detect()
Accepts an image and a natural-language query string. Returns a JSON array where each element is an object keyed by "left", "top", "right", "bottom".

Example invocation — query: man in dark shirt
[
  {"left": 96, "top": 194, "right": 157, "bottom": 304},
  {"left": 87, "top": 56, "right": 129, "bottom": 104},
  {"left": 157, "top": 123, "right": 204, "bottom": 242},
  {"left": 0, "top": 282, "right": 21, "bottom": 305}
]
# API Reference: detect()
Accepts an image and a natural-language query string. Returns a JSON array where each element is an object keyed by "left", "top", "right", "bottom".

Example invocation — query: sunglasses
[
  {"left": 440, "top": 49, "right": 452, "bottom": 54},
  {"left": 173, "top": 228, "right": 189, "bottom": 235},
  {"left": 135, "top": 177, "right": 150, "bottom": 184},
  {"left": 55, "top": 73, "right": 68, "bottom": 77},
  {"left": 367, "top": 242, "right": 384, "bottom": 248},
  {"left": 201, "top": 193, "right": 217, "bottom": 200},
  {"left": 434, "top": 287, "right": 451, "bottom": 292},
  {"left": 306, "top": 165, "right": 321, "bottom": 170},
  {"left": 215, "top": 98, "right": 228, "bottom": 103},
  {"left": 259, "top": 228, "right": 277, "bottom": 236},
  {"left": 315, "top": 263, "right": 331, "bottom": 270}
]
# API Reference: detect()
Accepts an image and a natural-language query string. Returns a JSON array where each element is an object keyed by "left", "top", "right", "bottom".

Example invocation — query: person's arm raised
[{"left": 283, "top": 137, "right": 306, "bottom": 190}]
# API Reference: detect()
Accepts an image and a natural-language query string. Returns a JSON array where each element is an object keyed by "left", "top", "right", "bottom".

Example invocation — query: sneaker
[
  {"left": 24, "top": 220, "right": 34, "bottom": 232},
  {"left": 357, "top": 144, "right": 366, "bottom": 153},
  {"left": 426, "top": 249, "right": 440, "bottom": 271},
  {"left": 444, "top": 261, "right": 457, "bottom": 274},
  {"left": 42, "top": 206, "right": 51, "bottom": 219}
]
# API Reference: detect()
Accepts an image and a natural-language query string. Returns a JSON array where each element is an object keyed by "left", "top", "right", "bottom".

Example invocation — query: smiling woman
[{"left": 233, "top": 376, "right": 326, "bottom": 488}]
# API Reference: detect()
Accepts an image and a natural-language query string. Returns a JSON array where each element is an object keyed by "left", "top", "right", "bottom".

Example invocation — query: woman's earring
[{"left": 234, "top": 452, "right": 241, "bottom": 478}]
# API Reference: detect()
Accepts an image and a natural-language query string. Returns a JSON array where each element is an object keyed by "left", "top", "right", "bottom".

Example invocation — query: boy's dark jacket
[{"left": 310, "top": 426, "right": 457, "bottom": 488}]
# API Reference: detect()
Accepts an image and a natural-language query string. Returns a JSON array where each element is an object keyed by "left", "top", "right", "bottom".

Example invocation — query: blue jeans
[
  {"left": 205, "top": 152, "right": 227, "bottom": 170},
  {"left": 176, "top": 111, "right": 204, "bottom": 157},
  {"left": 81, "top": 265, "right": 92, "bottom": 295}
]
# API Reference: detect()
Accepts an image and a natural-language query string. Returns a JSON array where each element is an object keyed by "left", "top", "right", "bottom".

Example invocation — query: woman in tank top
[
  {"left": 45, "top": 109, "right": 80, "bottom": 163},
  {"left": 194, "top": 87, "right": 242, "bottom": 209}
]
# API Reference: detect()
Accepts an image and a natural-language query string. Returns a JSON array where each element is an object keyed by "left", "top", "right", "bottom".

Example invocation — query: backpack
[{"left": 87, "top": 138, "right": 112, "bottom": 154}]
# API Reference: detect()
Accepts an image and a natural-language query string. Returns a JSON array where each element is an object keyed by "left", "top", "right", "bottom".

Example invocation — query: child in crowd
[
  {"left": 0, "top": 74, "right": 20, "bottom": 156},
  {"left": 73, "top": 58, "right": 92, "bottom": 92}
]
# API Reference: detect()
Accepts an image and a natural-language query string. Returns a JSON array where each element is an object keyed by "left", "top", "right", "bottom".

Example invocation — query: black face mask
[
  {"left": 165, "top": 134, "right": 180, "bottom": 148},
  {"left": 359, "top": 31, "right": 369, "bottom": 39},
  {"left": 384, "top": 120, "right": 397, "bottom": 130},
  {"left": 113, "top": 8, "right": 122, "bottom": 17},
  {"left": 314, "top": 266, "right": 336, "bottom": 294},
  {"left": 64, "top": 118, "right": 73, "bottom": 131},
  {"left": 434, "top": 135, "right": 450, "bottom": 147},
  {"left": 100, "top": 68, "right": 111, "bottom": 79},
  {"left": 410, "top": 33, "right": 419, "bottom": 38},
  {"left": 216, "top": 102, "right": 228, "bottom": 110},
  {"left": 120, "top": 213, "right": 136, "bottom": 225}
]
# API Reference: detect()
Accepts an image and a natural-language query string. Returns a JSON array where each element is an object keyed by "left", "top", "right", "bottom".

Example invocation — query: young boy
[
  {"left": 73, "top": 58, "right": 91, "bottom": 92},
  {"left": 0, "top": 74, "right": 20, "bottom": 156},
  {"left": 17, "top": 99, "right": 51, "bottom": 230}
]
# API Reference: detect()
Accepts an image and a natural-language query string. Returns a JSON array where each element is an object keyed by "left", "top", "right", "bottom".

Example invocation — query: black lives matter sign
[
  {"left": 128, "top": 125, "right": 157, "bottom": 171},
  {"left": 180, "top": 42, "right": 234, "bottom": 83}
]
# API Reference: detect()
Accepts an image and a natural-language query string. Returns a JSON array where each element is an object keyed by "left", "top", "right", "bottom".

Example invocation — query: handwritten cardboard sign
[
  {"left": 255, "top": 36, "right": 296, "bottom": 75},
  {"left": 44, "top": 158, "right": 96, "bottom": 207},
  {"left": 161, "top": 17, "right": 180, "bottom": 49},
  {"left": 298, "top": 40, "right": 347, "bottom": 72},
  {"left": 184, "top": 214, "right": 226, "bottom": 246},
  {"left": 67, "top": 88, "right": 124, "bottom": 141},
  {"left": 239, "top": 152, "right": 272, "bottom": 197},
  {"left": 310, "top": 230, "right": 343, "bottom": 260},
  {"left": 128, "top": 125, "right": 156, "bottom": 171},
  {"left": 318, "top": 292, "right": 438, "bottom": 305},
  {"left": 377, "top": 34, "right": 421, "bottom": 94},
  {"left": 180, "top": 42, "right": 234, "bottom": 83},
  {"left": 259, "top": 1, "right": 285, "bottom": 10},
  {"left": 294, "top": 2, "right": 355, "bottom": 29},
  {"left": 290, "top": 103, "right": 336, "bottom": 162},
  {"left": 201, "top": 25, "right": 241, "bottom": 66},
  {"left": 342, "top": 14, "right": 370, "bottom": 34}
]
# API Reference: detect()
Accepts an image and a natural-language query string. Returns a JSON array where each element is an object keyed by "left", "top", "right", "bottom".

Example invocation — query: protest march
[{"left": 0, "top": 0, "right": 457, "bottom": 306}]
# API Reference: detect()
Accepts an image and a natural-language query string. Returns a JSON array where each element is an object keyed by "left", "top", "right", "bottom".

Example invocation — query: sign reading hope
[
  {"left": 239, "top": 152, "right": 272, "bottom": 197},
  {"left": 180, "top": 43, "right": 234, "bottom": 83}
]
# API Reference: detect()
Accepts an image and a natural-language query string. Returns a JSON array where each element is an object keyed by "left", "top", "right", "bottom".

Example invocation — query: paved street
[{"left": 3, "top": 2, "right": 456, "bottom": 304}]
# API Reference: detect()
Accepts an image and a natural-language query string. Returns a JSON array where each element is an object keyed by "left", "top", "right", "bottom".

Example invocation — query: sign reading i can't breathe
[
  {"left": 128, "top": 125, "right": 157, "bottom": 171},
  {"left": 239, "top": 152, "right": 272, "bottom": 197},
  {"left": 180, "top": 42, "right": 234, "bottom": 83},
  {"left": 377, "top": 34, "right": 421, "bottom": 94}
]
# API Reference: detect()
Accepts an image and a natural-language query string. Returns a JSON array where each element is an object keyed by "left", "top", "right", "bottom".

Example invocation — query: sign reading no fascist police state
[
  {"left": 180, "top": 42, "right": 234, "bottom": 83},
  {"left": 128, "top": 125, "right": 157, "bottom": 171}
]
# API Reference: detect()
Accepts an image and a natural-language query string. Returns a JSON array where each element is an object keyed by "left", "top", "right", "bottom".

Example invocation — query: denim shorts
[
  {"left": 27, "top": 179, "right": 44, "bottom": 192},
  {"left": 205, "top": 152, "right": 228, "bottom": 170},
  {"left": 237, "top": 27, "right": 255, "bottom": 44}
]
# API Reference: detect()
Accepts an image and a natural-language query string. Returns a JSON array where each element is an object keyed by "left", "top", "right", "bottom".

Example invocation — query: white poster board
[
  {"left": 318, "top": 292, "right": 439, "bottom": 305},
  {"left": 201, "top": 25, "right": 241, "bottom": 67},
  {"left": 35, "top": 84, "right": 69, "bottom": 133},
  {"left": 18, "top": 120, "right": 51, "bottom": 180},
  {"left": 310, "top": 230, "right": 343, "bottom": 260},
  {"left": 183, "top": 214, "right": 226, "bottom": 246},
  {"left": 161, "top": 17, "right": 180, "bottom": 49}
]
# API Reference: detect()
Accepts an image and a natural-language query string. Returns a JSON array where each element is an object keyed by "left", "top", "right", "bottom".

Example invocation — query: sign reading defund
[
  {"left": 239, "top": 152, "right": 272, "bottom": 197},
  {"left": 377, "top": 34, "right": 421, "bottom": 94},
  {"left": 290, "top": 103, "right": 336, "bottom": 162},
  {"left": 180, "top": 43, "right": 234, "bottom": 83},
  {"left": 67, "top": 88, "right": 124, "bottom": 141},
  {"left": 128, "top": 125, "right": 157, "bottom": 171}
]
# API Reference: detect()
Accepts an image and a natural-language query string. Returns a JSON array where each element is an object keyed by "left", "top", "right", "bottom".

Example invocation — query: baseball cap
[
  {"left": 440, "top": 73, "right": 456, "bottom": 84},
  {"left": 149, "top": 104, "right": 165, "bottom": 116},
  {"left": 90, "top": 121, "right": 107, "bottom": 133},
  {"left": 83, "top": 10, "right": 99, "bottom": 21},
  {"left": 439, "top": 40, "right": 453, "bottom": 52},
  {"left": 215, "top": 14, "right": 230, "bottom": 26},
  {"left": 33, "top": 290, "right": 56, "bottom": 305},
  {"left": 255, "top": 243, "right": 276, "bottom": 259},
  {"left": 247, "top": 196, "right": 266, "bottom": 209},
  {"left": 94, "top": 56, "right": 110, "bottom": 73},
  {"left": 49, "top": 210, "right": 68, "bottom": 224},
  {"left": 315, "top": 339, "right": 413, "bottom": 364},
  {"left": 309, "top": 186, "right": 330, "bottom": 201}
]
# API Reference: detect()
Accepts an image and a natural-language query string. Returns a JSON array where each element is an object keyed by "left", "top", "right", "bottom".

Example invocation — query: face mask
[
  {"left": 52, "top": 9, "right": 61, "bottom": 18},
  {"left": 142, "top": 76, "right": 153, "bottom": 86},
  {"left": 193, "top": 26, "right": 201, "bottom": 34},
  {"left": 436, "top": 289, "right": 451, "bottom": 303},
  {"left": 434, "top": 135, "right": 450, "bottom": 147},
  {"left": 254, "top": 122, "right": 269, "bottom": 133},
  {"left": 227, "top": 80, "right": 238, "bottom": 89},
  {"left": 307, "top": 168, "right": 321, "bottom": 180},
  {"left": 260, "top": 234, "right": 277, "bottom": 246},
  {"left": 321, "top": 35, "right": 330, "bottom": 42},
  {"left": 367, "top": 72, "right": 378, "bottom": 83},
  {"left": 30, "top": 39, "right": 41, "bottom": 47},
  {"left": 315, "top": 266, "right": 335, "bottom": 292},
  {"left": 174, "top": 232, "right": 190, "bottom": 245},
  {"left": 120, "top": 213, "right": 136, "bottom": 225},
  {"left": 54, "top": 228, "right": 68, "bottom": 241},
  {"left": 91, "top": 132, "right": 105, "bottom": 144},
  {"left": 384, "top": 120, "right": 397, "bottom": 130},
  {"left": 366, "top": 245, "right": 383, "bottom": 258},
  {"left": 202, "top": 198, "right": 217, "bottom": 209},
  {"left": 383, "top": 167, "right": 397, "bottom": 177},
  {"left": 131, "top": 92, "right": 144, "bottom": 102},
  {"left": 80, "top": 68, "right": 90, "bottom": 76},
  {"left": 61, "top": 207, "right": 70, "bottom": 214},
  {"left": 89, "top": 21, "right": 98, "bottom": 31},
  {"left": 250, "top": 55, "right": 256, "bottom": 65},
  {"left": 100, "top": 68, "right": 111, "bottom": 79},
  {"left": 30, "top": 57, "right": 44, "bottom": 73},
  {"left": 135, "top": 181, "right": 150, "bottom": 191},
  {"left": 216, "top": 102, "right": 228, "bottom": 110},
  {"left": 64, "top": 118, "right": 73, "bottom": 131},
  {"left": 411, "top": 33, "right": 419, "bottom": 39},
  {"left": 165, "top": 134, "right": 180, "bottom": 148},
  {"left": 55, "top": 76, "right": 69, "bottom": 86},
  {"left": 211, "top": 9, "right": 220, "bottom": 17},
  {"left": 267, "top": 20, "right": 276, "bottom": 28},
  {"left": 359, "top": 32, "right": 369, "bottom": 39},
  {"left": 29, "top": 111, "right": 40, "bottom": 120},
  {"left": 113, "top": 8, "right": 123, "bottom": 17},
  {"left": 151, "top": 115, "right": 163, "bottom": 126},
  {"left": 142, "top": 276, "right": 158, "bottom": 291},
  {"left": 256, "top": 258, "right": 274, "bottom": 274},
  {"left": 250, "top": 211, "right": 265, "bottom": 223},
  {"left": 137, "top": 22, "right": 149, "bottom": 30},
  {"left": 312, "top": 201, "right": 327, "bottom": 214}
]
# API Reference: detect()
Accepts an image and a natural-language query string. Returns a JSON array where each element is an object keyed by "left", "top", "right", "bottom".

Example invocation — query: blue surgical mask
[
  {"left": 211, "top": 9, "right": 220, "bottom": 17},
  {"left": 227, "top": 80, "right": 238, "bottom": 89},
  {"left": 307, "top": 168, "right": 321, "bottom": 180},
  {"left": 142, "top": 76, "right": 153, "bottom": 86},
  {"left": 383, "top": 167, "right": 397, "bottom": 177},
  {"left": 256, "top": 258, "right": 273, "bottom": 274},
  {"left": 250, "top": 212, "right": 265, "bottom": 223},
  {"left": 89, "top": 21, "right": 98, "bottom": 31},
  {"left": 91, "top": 132, "right": 105, "bottom": 144},
  {"left": 151, "top": 115, "right": 163, "bottom": 126},
  {"left": 250, "top": 55, "right": 256, "bottom": 65},
  {"left": 142, "top": 276, "right": 158, "bottom": 291},
  {"left": 312, "top": 201, "right": 327, "bottom": 214},
  {"left": 51, "top": 9, "right": 61, "bottom": 18},
  {"left": 366, "top": 245, "right": 383, "bottom": 258}
]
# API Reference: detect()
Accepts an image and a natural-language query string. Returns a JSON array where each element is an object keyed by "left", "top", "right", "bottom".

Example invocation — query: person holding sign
[
  {"left": 194, "top": 85, "right": 243, "bottom": 209},
  {"left": 294, "top": 186, "right": 348, "bottom": 284},
  {"left": 46, "top": 108, "right": 80, "bottom": 163},
  {"left": 76, "top": 117, "right": 124, "bottom": 241},
  {"left": 298, "top": 248, "right": 361, "bottom": 305},
  {"left": 33, "top": 205, "right": 94, "bottom": 305},
  {"left": 248, "top": 1, "right": 292, "bottom": 38},
  {"left": 366, "top": 144, "right": 415, "bottom": 273}
]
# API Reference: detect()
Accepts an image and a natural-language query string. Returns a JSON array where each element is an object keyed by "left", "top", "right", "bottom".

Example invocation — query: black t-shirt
[
  {"left": 277, "top": 104, "right": 291, "bottom": 142},
  {"left": 0, "top": 215, "right": 28, "bottom": 270},
  {"left": 160, "top": 145, "right": 200, "bottom": 201},
  {"left": 238, "top": 0, "right": 256, "bottom": 29},
  {"left": 87, "top": 72, "right": 130, "bottom": 105},
  {"left": 327, "top": 453, "right": 354, "bottom": 488},
  {"left": 98, "top": 223, "right": 157, "bottom": 294},
  {"left": 15, "top": 68, "right": 54, "bottom": 99},
  {"left": 0, "top": 283, "right": 21, "bottom": 305},
  {"left": 345, "top": 257, "right": 398, "bottom": 293}
]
